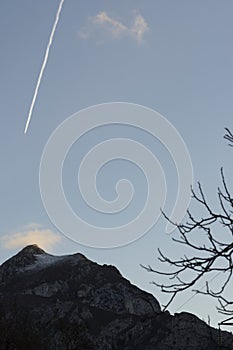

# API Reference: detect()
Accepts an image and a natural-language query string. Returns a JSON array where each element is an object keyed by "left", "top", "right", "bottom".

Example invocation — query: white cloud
[
  {"left": 94, "top": 11, "right": 128, "bottom": 38},
  {"left": 79, "top": 11, "right": 149, "bottom": 43},
  {"left": 1, "top": 224, "right": 61, "bottom": 251},
  {"left": 131, "top": 14, "right": 149, "bottom": 42}
]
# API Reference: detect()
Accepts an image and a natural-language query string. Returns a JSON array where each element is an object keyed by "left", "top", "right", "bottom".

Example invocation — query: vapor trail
[
  {"left": 24, "top": 0, "right": 65, "bottom": 134},
  {"left": 174, "top": 272, "right": 221, "bottom": 312}
]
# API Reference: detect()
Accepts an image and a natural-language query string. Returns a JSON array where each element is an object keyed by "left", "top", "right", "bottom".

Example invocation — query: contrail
[
  {"left": 175, "top": 272, "right": 221, "bottom": 312},
  {"left": 24, "top": 0, "right": 65, "bottom": 134}
]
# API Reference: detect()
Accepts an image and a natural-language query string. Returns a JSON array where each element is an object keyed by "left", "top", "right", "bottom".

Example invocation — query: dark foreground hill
[{"left": 0, "top": 245, "right": 232, "bottom": 349}]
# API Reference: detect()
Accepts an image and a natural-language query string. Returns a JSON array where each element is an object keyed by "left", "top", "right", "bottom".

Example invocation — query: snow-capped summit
[
  {"left": 0, "top": 244, "right": 87, "bottom": 283},
  {"left": 0, "top": 244, "right": 51, "bottom": 282}
]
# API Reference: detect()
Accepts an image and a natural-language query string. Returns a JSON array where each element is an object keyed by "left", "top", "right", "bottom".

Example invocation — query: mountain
[{"left": 0, "top": 244, "right": 232, "bottom": 350}]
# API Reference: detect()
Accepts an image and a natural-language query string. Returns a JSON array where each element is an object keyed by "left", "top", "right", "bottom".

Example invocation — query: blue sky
[{"left": 1, "top": 0, "right": 233, "bottom": 328}]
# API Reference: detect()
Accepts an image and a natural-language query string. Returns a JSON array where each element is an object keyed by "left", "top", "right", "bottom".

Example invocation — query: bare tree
[{"left": 143, "top": 128, "right": 233, "bottom": 315}]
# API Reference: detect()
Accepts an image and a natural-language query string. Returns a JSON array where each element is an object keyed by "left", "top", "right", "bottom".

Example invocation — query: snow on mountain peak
[{"left": 0, "top": 245, "right": 88, "bottom": 282}]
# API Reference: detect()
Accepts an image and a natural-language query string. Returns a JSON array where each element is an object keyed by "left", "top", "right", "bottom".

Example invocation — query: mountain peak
[
  {"left": 19, "top": 244, "right": 46, "bottom": 256},
  {"left": 0, "top": 245, "right": 90, "bottom": 284},
  {"left": 0, "top": 244, "right": 48, "bottom": 282}
]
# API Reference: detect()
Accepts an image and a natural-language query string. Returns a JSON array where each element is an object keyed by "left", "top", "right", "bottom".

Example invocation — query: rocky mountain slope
[{"left": 0, "top": 244, "right": 232, "bottom": 349}]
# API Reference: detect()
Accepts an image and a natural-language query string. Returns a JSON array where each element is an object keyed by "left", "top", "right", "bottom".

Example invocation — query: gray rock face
[{"left": 0, "top": 245, "right": 232, "bottom": 350}]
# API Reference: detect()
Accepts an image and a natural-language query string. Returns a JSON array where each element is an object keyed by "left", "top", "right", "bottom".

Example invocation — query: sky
[{"left": 1, "top": 0, "right": 233, "bottom": 329}]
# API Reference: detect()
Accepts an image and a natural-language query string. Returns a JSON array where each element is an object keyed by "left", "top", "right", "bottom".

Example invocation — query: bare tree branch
[
  {"left": 224, "top": 128, "right": 233, "bottom": 147},
  {"left": 142, "top": 129, "right": 233, "bottom": 314}
]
